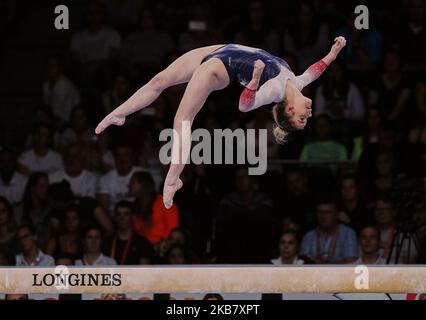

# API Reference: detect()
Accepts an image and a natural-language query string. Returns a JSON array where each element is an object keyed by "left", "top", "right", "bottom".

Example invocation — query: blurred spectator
[
  {"left": 271, "top": 229, "right": 312, "bottom": 265},
  {"left": 165, "top": 243, "right": 188, "bottom": 264},
  {"left": 300, "top": 199, "right": 358, "bottom": 263},
  {"left": 178, "top": 3, "right": 221, "bottom": 53},
  {"left": 20, "top": 172, "right": 50, "bottom": 233},
  {"left": 216, "top": 166, "right": 275, "bottom": 263},
  {"left": 398, "top": 0, "right": 426, "bottom": 70},
  {"left": 334, "top": 13, "right": 383, "bottom": 69},
  {"left": 58, "top": 107, "right": 95, "bottom": 152},
  {"left": 50, "top": 144, "right": 97, "bottom": 198},
  {"left": 104, "top": 0, "right": 143, "bottom": 32},
  {"left": 121, "top": 10, "right": 174, "bottom": 76},
  {"left": 15, "top": 224, "right": 54, "bottom": 266},
  {"left": 351, "top": 107, "right": 382, "bottom": 161},
  {"left": 282, "top": 2, "right": 329, "bottom": 70},
  {"left": 357, "top": 124, "right": 402, "bottom": 181},
  {"left": 75, "top": 225, "right": 117, "bottom": 265},
  {"left": 0, "top": 149, "right": 27, "bottom": 204},
  {"left": 70, "top": 0, "right": 122, "bottom": 64},
  {"left": 337, "top": 175, "right": 367, "bottom": 232},
  {"left": 0, "top": 196, "right": 17, "bottom": 265},
  {"left": 368, "top": 48, "right": 412, "bottom": 124},
  {"left": 42, "top": 57, "right": 80, "bottom": 125},
  {"left": 101, "top": 73, "right": 132, "bottom": 115},
  {"left": 130, "top": 171, "right": 179, "bottom": 246},
  {"left": 300, "top": 115, "right": 348, "bottom": 164},
  {"left": 314, "top": 60, "right": 364, "bottom": 121},
  {"left": 373, "top": 196, "right": 418, "bottom": 264},
  {"left": 167, "top": 227, "right": 200, "bottom": 263},
  {"left": 46, "top": 204, "right": 83, "bottom": 262},
  {"left": 373, "top": 196, "right": 397, "bottom": 261},
  {"left": 88, "top": 131, "right": 115, "bottom": 174},
  {"left": 364, "top": 152, "right": 396, "bottom": 201},
  {"left": 234, "top": 0, "right": 279, "bottom": 55},
  {"left": 96, "top": 145, "right": 144, "bottom": 213},
  {"left": 277, "top": 167, "right": 316, "bottom": 231},
  {"left": 354, "top": 225, "right": 387, "bottom": 264},
  {"left": 25, "top": 107, "right": 60, "bottom": 148},
  {"left": 105, "top": 200, "right": 155, "bottom": 265},
  {"left": 18, "top": 125, "right": 63, "bottom": 175}
]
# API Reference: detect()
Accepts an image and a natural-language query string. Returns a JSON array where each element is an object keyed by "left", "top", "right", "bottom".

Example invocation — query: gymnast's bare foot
[
  {"left": 95, "top": 112, "right": 126, "bottom": 134},
  {"left": 163, "top": 179, "right": 183, "bottom": 209}
]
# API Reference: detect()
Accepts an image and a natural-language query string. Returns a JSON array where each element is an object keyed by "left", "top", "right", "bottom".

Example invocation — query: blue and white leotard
[{"left": 201, "top": 44, "right": 328, "bottom": 112}]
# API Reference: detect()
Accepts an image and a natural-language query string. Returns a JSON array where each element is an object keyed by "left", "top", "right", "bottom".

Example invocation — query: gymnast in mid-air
[{"left": 95, "top": 36, "right": 347, "bottom": 209}]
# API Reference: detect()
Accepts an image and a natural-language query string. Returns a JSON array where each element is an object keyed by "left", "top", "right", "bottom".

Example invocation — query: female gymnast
[{"left": 95, "top": 36, "right": 347, "bottom": 209}]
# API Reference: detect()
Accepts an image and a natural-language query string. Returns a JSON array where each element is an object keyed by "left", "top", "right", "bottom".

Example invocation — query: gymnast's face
[{"left": 285, "top": 95, "right": 312, "bottom": 129}]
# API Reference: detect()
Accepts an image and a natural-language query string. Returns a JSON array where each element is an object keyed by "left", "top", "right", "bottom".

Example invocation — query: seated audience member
[
  {"left": 121, "top": 10, "right": 174, "bottom": 75},
  {"left": 46, "top": 204, "right": 83, "bottom": 262},
  {"left": 299, "top": 115, "right": 348, "bottom": 174},
  {"left": 70, "top": 1, "right": 121, "bottom": 65},
  {"left": 96, "top": 144, "right": 144, "bottom": 214},
  {"left": 301, "top": 199, "right": 358, "bottom": 264},
  {"left": 216, "top": 166, "right": 275, "bottom": 263},
  {"left": 58, "top": 107, "right": 95, "bottom": 152},
  {"left": 271, "top": 229, "right": 313, "bottom": 265},
  {"left": 105, "top": 201, "right": 155, "bottom": 265},
  {"left": 165, "top": 244, "right": 188, "bottom": 265},
  {"left": 130, "top": 171, "right": 179, "bottom": 246},
  {"left": 337, "top": 175, "right": 367, "bottom": 232},
  {"left": 19, "top": 172, "right": 52, "bottom": 249},
  {"left": 0, "top": 149, "right": 27, "bottom": 204},
  {"left": 373, "top": 196, "right": 418, "bottom": 264},
  {"left": 354, "top": 225, "right": 387, "bottom": 265},
  {"left": 314, "top": 60, "right": 364, "bottom": 122},
  {"left": 50, "top": 144, "right": 97, "bottom": 198},
  {"left": 75, "top": 225, "right": 117, "bottom": 266},
  {"left": 15, "top": 224, "right": 54, "bottom": 266},
  {"left": 42, "top": 56, "right": 80, "bottom": 125},
  {"left": 18, "top": 125, "right": 63, "bottom": 175}
]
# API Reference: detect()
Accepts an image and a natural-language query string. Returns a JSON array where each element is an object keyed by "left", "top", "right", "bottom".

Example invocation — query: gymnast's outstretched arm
[{"left": 295, "top": 36, "right": 347, "bottom": 90}]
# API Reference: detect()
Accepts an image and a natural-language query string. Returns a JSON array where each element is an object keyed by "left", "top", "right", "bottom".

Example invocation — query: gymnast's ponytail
[{"left": 272, "top": 101, "right": 298, "bottom": 144}]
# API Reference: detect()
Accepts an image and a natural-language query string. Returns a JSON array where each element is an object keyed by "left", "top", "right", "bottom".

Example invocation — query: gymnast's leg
[
  {"left": 95, "top": 45, "right": 224, "bottom": 134},
  {"left": 163, "top": 58, "right": 229, "bottom": 208}
]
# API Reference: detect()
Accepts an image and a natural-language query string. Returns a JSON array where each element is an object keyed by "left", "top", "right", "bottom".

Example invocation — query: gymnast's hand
[
  {"left": 246, "top": 59, "right": 265, "bottom": 90},
  {"left": 330, "top": 36, "right": 346, "bottom": 59},
  {"left": 95, "top": 111, "right": 126, "bottom": 134}
]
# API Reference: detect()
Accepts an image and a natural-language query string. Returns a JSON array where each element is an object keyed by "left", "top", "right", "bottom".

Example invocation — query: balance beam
[{"left": 1, "top": 266, "right": 425, "bottom": 294}]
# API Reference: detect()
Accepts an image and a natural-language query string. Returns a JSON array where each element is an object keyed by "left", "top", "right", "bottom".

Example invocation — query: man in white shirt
[
  {"left": 50, "top": 144, "right": 97, "bottom": 198},
  {"left": 42, "top": 57, "right": 80, "bottom": 124},
  {"left": 0, "top": 149, "right": 27, "bottom": 204},
  {"left": 70, "top": 1, "right": 121, "bottom": 64},
  {"left": 354, "top": 225, "right": 387, "bottom": 265},
  {"left": 97, "top": 145, "right": 145, "bottom": 214},
  {"left": 15, "top": 224, "right": 54, "bottom": 266},
  {"left": 18, "top": 125, "right": 63, "bottom": 175}
]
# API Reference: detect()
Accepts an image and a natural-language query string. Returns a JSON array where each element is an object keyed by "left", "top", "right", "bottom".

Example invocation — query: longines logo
[{"left": 32, "top": 266, "right": 122, "bottom": 290}]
